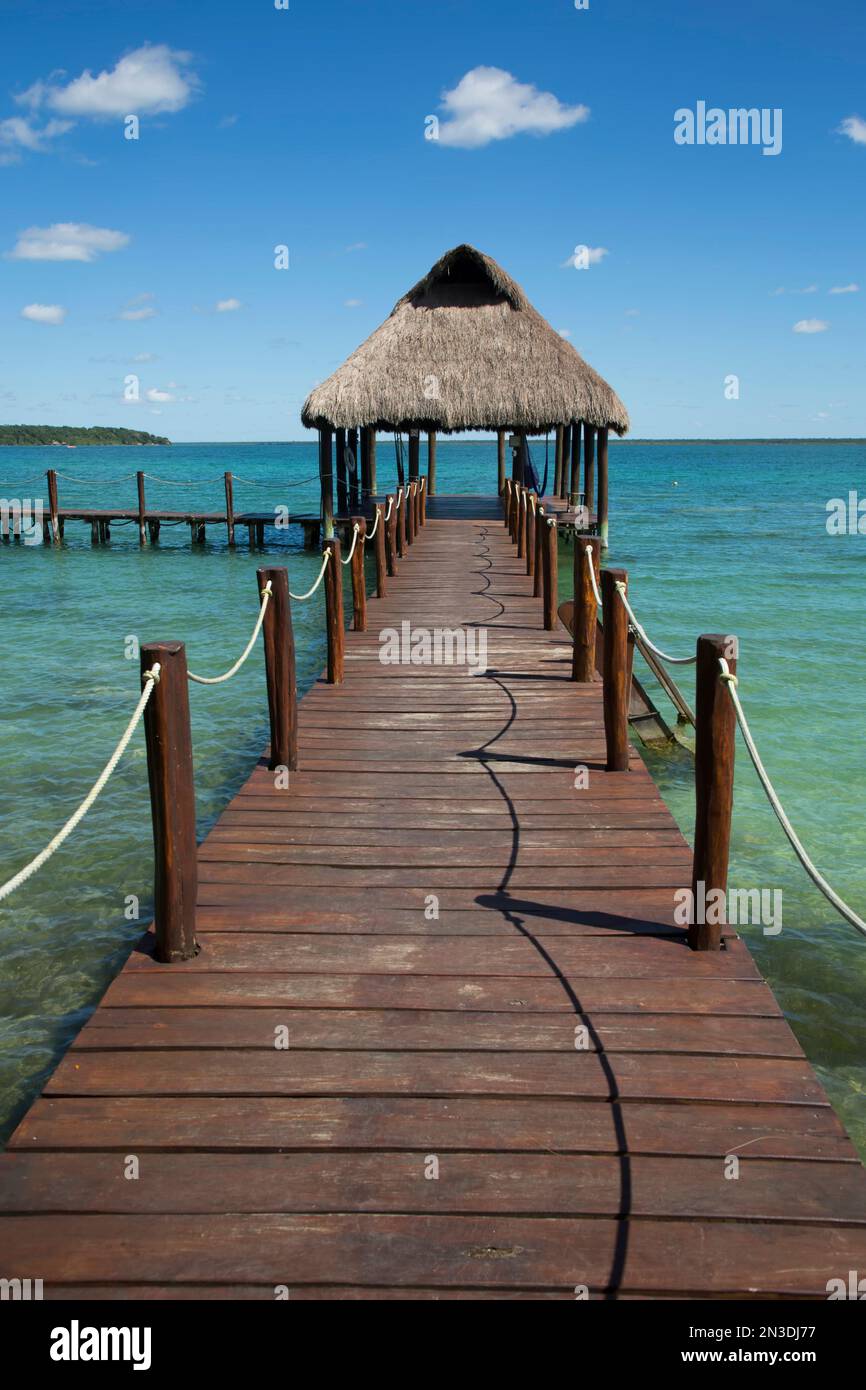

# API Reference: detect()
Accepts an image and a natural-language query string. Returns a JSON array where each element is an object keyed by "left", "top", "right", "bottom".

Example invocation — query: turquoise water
[{"left": 0, "top": 441, "right": 864, "bottom": 1154}]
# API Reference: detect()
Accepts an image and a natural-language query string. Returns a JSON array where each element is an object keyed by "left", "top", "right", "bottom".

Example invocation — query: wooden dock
[{"left": 1, "top": 504, "right": 865, "bottom": 1299}]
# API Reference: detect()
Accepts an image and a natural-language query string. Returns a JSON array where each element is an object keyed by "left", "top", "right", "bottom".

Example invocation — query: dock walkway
[{"left": 1, "top": 512, "right": 865, "bottom": 1298}]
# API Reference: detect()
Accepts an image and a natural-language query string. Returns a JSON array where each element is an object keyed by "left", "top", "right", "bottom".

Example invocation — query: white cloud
[
  {"left": 837, "top": 115, "right": 866, "bottom": 145},
  {"left": 829, "top": 283, "right": 859, "bottom": 294},
  {"left": 793, "top": 319, "right": 829, "bottom": 333},
  {"left": 435, "top": 67, "right": 589, "bottom": 148},
  {"left": 774, "top": 284, "right": 818, "bottom": 295},
  {"left": 120, "top": 307, "right": 156, "bottom": 320},
  {"left": 561, "top": 246, "right": 608, "bottom": 268},
  {"left": 344, "top": 298, "right": 363, "bottom": 308},
  {"left": 215, "top": 297, "right": 241, "bottom": 312},
  {"left": 146, "top": 387, "right": 174, "bottom": 403},
  {"left": 132, "top": 352, "right": 157, "bottom": 362},
  {"left": 18, "top": 44, "right": 200, "bottom": 120},
  {"left": 7, "top": 222, "right": 130, "bottom": 261},
  {"left": 21, "top": 303, "right": 66, "bottom": 324},
  {"left": 0, "top": 115, "right": 72, "bottom": 160},
  {"left": 345, "top": 242, "right": 367, "bottom": 252}
]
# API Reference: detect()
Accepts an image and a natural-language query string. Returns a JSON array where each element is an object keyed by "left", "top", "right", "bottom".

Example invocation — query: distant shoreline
[{"left": 2, "top": 435, "right": 862, "bottom": 447}]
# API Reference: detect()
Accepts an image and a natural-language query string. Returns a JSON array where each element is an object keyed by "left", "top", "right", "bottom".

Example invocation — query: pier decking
[{"left": 1, "top": 511, "right": 865, "bottom": 1298}]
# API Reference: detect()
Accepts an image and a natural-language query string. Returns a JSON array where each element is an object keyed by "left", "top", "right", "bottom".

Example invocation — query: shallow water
[{"left": 0, "top": 440, "right": 864, "bottom": 1153}]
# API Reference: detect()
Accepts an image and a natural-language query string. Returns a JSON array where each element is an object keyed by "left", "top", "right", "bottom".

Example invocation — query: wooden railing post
[
  {"left": 525, "top": 493, "right": 536, "bottom": 577},
  {"left": 224, "top": 472, "right": 235, "bottom": 546},
  {"left": 385, "top": 493, "right": 397, "bottom": 575},
  {"left": 350, "top": 517, "right": 367, "bottom": 630},
  {"left": 601, "top": 568, "right": 630, "bottom": 771},
  {"left": 136, "top": 471, "right": 147, "bottom": 546},
  {"left": 398, "top": 487, "right": 407, "bottom": 557},
  {"left": 542, "top": 517, "right": 558, "bottom": 630},
  {"left": 46, "top": 469, "right": 60, "bottom": 543},
  {"left": 419, "top": 476, "right": 426, "bottom": 526},
  {"left": 406, "top": 482, "right": 416, "bottom": 545},
  {"left": 503, "top": 477, "right": 511, "bottom": 527},
  {"left": 373, "top": 503, "right": 387, "bottom": 596},
  {"left": 140, "top": 641, "right": 198, "bottom": 962},
  {"left": 573, "top": 538, "right": 601, "bottom": 681},
  {"left": 323, "top": 538, "right": 345, "bottom": 683},
  {"left": 517, "top": 486, "right": 527, "bottom": 560},
  {"left": 690, "top": 634, "right": 737, "bottom": 951},
  {"left": 257, "top": 566, "right": 298, "bottom": 772},
  {"left": 533, "top": 507, "right": 544, "bottom": 598}
]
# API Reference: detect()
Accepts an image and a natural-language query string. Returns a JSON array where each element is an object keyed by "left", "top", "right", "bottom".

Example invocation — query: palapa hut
[{"left": 301, "top": 244, "right": 628, "bottom": 546}]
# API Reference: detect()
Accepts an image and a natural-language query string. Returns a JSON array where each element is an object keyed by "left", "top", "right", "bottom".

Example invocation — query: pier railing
[{"left": 503, "top": 478, "right": 866, "bottom": 949}]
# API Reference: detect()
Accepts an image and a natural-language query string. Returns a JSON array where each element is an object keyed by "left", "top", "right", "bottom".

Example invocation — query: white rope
[
  {"left": 289, "top": 549, "right": 331, "bottom": 601},
  {"left": 384, "top": 496, "right": 394, "bottom": 522},
  {"left": 584, "top": 545, "right": 602, "bottom": 606},
  {"left": 56, "top": 472, "right": 135, "bottom": 485},
  {"left": 187, "top": 583, "right": 272, "bottom": 685},
  {"left": 341, "top": 523, "right": 361, "bottom": 564},
  {"left": 718, "top": 659, "right": 866, "bottom": 939},
  {"left": 0, "top": 667, "right": 161, "bottom": 902},
  {"left": 365, "top": 509, "right": 380, "bottom": 540},
  {"left": 615, "top": 580, "right": 697, "bottom": 666}
]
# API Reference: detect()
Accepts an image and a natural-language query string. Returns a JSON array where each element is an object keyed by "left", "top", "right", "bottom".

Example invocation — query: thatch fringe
[{"left": 302, "top": 244, "right": 629, "bottom": 435}]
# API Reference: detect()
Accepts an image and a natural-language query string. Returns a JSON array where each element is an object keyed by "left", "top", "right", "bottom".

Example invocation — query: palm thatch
[{"left": 301, "top": 244, "right": 629, "bottom": 436}]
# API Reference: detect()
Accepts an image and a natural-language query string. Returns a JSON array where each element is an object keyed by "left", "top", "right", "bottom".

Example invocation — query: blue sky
[{"left": 0, "top": 0, "right": 863, "bottom": 440}]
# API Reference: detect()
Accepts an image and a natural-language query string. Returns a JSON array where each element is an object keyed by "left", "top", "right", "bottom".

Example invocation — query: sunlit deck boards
[{"left": 1, "top": 515, "right": 865, "bottom": 1299}]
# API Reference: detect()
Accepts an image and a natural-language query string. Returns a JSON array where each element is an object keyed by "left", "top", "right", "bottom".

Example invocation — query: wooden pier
[{"left": 1, "top": 494, "right": 865, "bottom": 1299}]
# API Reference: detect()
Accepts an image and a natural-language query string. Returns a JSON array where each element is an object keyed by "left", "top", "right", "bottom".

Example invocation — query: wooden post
[
  {"left": 350, "top": 517, "right": 367, "bottom": 631},
  {"left": 319, "top": 427, "right": 334, "bottom": 539},
  {"left": 526, "top": 493, "right": 536, "bottom": 578},
  {"left": 323, "top": 538, "right": 344, "bottom": 683},
  {"left": 373, "top": 503, "right": 387, "bottom": 596},
  {"left": 406, "top": 482, "right": 415, "bottom": 545},
  {"left": 570, "top": 422, "right": 582, "bottom": 502},
  {"left": 419, "top": 476, "right": 426, "bottom": 525},
  {"left": 517, "top": 486, "right": 527, "bottom": 559},
  {"left": 397, "top": 486, "right": 407, "bottom": 557},
  {"left": 542, "top": 518, "right": 558, "bottom": 630},
  {"left": 601, "top": 568, "right": 630, "bottom": 772},
  {"left": 257, "top": 566, "right": 297, "bottom": 773},
  {"left": 46, "top": 469, "right": 60, "bottom": 543},
  {"left": 573, "top": 537, "right": 601, "bottom": 681},
  {"left": 427, "top": 431, "right": 437, "bottom": 497},
  {"left": 224, "top": 472, "right": 235, "bottom": 546},
  {"left": 584, "top": 424, "right": 597, "bottom": 514},
  {"left": 597, "top": 427, "right": 609, "bottom": 549},
  {"left": 368, "top": 430, "right": 377, "bottom": 496},
  {"left": 503, "top": 478, "right": 512, "bottom": 527},
  {"left": 534, "top": 507, "right": 544, "bottom": 597},
  {"left": 561, "top": 426, "right": 571, "bottom": 500},
  {"left": 335, "top": 428, "right": 348, "bottom": 516},
  {"left": 385, "top": 494, "right": 397, "bottom": 576},
  {"left": 497, "top": 430, "right": 506, "bottom": 495},
  {"left": 360, "top": 428, "right": 370, "bottom": 502},
  {"left": 412, "top": 478, "right": 421, "bottom": 534},
  {"left": 553, "top": 427, "right": 564, "bottom": 497},
  {"left": 140, "top": 641, "right": 198, "bottom": 962},
  {"left": 135, "top": 472, "right": 147, "bottom": 546},
  {"left": 408, "top": 431, "right": 420, "bottom": 485},
  {"left": 690, "top": 634, "right": 737, "bottom": 951},
  {"left": 347, "top": 428, "right": 360, "bottom": 511}
]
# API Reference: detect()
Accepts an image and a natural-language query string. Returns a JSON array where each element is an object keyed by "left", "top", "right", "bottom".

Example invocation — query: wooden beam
[
  {"left": 335, "top": 429, "right": 348, "bottom": 516},
  {"left": 597, "top": 427, "right": 609, "bottom": 549},
  {"left": 570, "top": 422, "right": 582, "bottom": 502},
  {"left": 584, "top": 424, "right": 597, "bottom": 514},
  {"left": 427, "top": 431, "right": 437, "bottom": 497},
  {"left": 257, "top": 566, "right": 297, "bottom": 773},
  {"left": 690, "top": 635, "right": 737, "bottom": 951},
  {"left": 553, "top": 426, "right": 564, "bottom": 497},
  {"left": 601, "top": 568, "right": 630, "bottom": 772},
  {"left": 319, "top": 428, "right": 334, "bottom": 539},
  {"left": 497, "top": 430, "right": 506, "bottom": 495}
]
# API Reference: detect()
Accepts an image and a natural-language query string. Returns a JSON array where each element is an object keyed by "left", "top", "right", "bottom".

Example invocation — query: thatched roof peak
[{"left": 301, "top": 243, "right": 629, "bottom": 436}]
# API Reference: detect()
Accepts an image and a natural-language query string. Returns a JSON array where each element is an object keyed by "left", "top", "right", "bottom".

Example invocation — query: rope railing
[
  {"left": 289, "top": 548, "right": 331, "bottom": 601},
  {"left": 341, "top": 523, "right": 361, "bottom": 564},
  {"left": 187, "top": 582, "right": 272, "bottom": 685},
  {"left": 718, "top": 659, "right": 866, "bottom": 938},
  {"left": 0, "top": 666, "right": 161, "bottom": 903},
  {"left": 56, "top": 472, "right": 137, "bottom": 485},
  {"left": 613, "top": 576, "right": 697, "bottom": 666},
  {"left": 584, "top": 544, "right": 602, "bottom": 606},
  {"left": 365, "top": 508, "right": 380, "bottom": 539}
]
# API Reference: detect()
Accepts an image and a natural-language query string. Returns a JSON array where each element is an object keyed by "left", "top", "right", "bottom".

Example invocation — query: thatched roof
[{"left": 301, "top": 244, "right": 629, "bottom": 436}]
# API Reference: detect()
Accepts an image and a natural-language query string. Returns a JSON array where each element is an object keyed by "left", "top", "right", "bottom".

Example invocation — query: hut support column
[
  {"left": 597, "top": 427, "right": 609, "bottom": 548},
  {"left": 570, "top": 422, "right": 582, "bottom": 504},
  {"left": 561, "top": 427, "right": 571, "bottom": 500},
  {"left": 584, "top": 424, "right": 596, "bottom": 517},
  {"left": 553, "top": 426, "right": 564, "bottom": 497},
  {"left": 319, "top": 427, "right": 335, "bottom": 540},
  {"left": 497, "top": 430, "right": 506, "bottom": 495},
  {"left": 368, "top": 431, "right": 377, "bottom": 498},
  {"left": 335, "top": 428, "right": 348, "bottom": 516},
  {"left": 408, "top": 431, "right": 420, "bottom": 488},
  {"left": 427, "top": 431, "right": 437, "bottom": 497},
  {"left": 347, "top": 428, "right": 360, "bottom": 511}
]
